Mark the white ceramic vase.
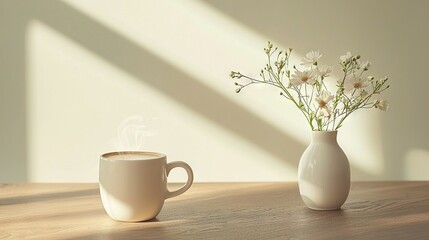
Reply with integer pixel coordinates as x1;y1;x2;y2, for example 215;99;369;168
298;131;350;210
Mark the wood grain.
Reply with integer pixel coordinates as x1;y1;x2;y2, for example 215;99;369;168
1;182;429;239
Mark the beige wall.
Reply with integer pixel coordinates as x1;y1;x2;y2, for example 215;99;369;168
1;0;428;182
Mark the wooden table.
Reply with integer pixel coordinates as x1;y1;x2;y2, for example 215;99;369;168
1;182;429;239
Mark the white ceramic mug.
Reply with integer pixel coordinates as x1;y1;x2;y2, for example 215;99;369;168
99;151;193;222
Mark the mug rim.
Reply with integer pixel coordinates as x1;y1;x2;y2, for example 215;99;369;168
101;151;166;161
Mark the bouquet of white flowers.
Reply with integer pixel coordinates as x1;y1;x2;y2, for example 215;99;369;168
230;42;390;131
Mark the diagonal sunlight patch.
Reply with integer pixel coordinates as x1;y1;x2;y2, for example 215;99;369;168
26;20;233;181
26;19;148;181
62;0;310;143
405;149;429;180
37;0;384;179
25;18;295;182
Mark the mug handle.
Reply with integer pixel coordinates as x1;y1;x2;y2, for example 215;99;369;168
165;161;194;199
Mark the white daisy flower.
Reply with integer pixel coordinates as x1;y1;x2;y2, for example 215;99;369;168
315;91;334;117
317;108;332;117
344;75;370;93
340;52;353;63
374;99;389;111
290;70;316;86
317;65;333;78
316;91;334;109
301;50;322;66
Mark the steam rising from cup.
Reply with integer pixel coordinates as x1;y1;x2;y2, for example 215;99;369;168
111;115;157;153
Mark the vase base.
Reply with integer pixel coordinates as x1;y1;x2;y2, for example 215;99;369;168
306;206;342;211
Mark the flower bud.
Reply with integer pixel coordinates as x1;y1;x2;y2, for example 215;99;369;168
374;99;389;111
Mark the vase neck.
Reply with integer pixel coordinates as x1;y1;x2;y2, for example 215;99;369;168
311;131;338;143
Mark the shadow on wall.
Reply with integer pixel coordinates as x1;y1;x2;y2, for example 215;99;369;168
0;0;306;182
0;1;28;182
203;0;429;180
2;0;416;182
